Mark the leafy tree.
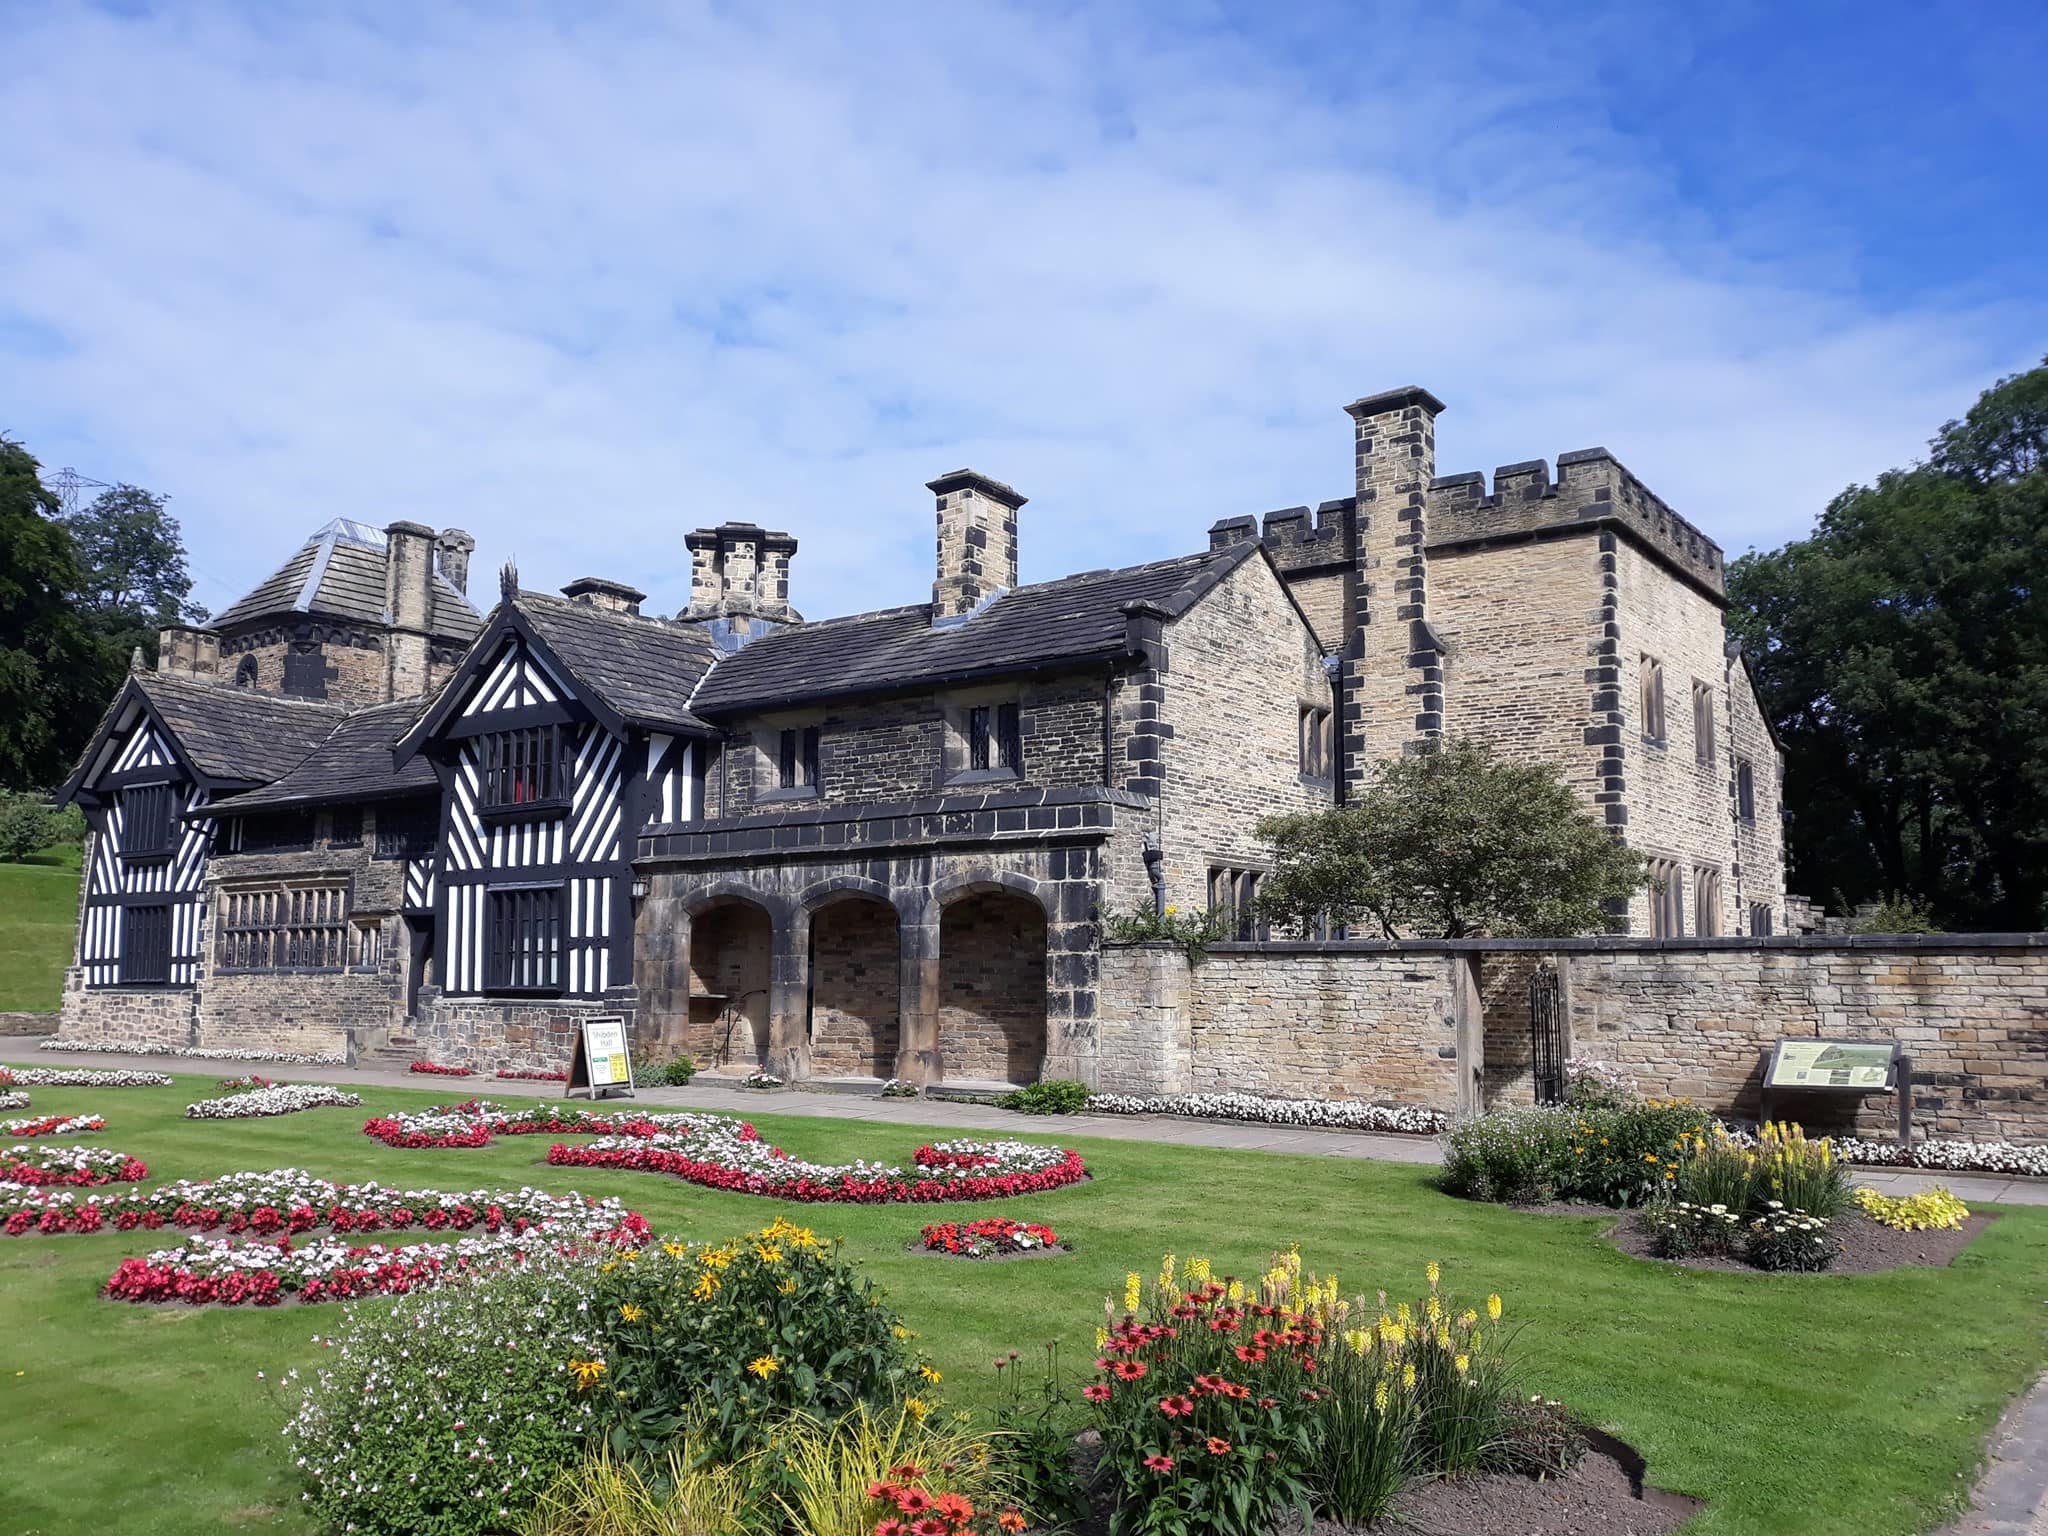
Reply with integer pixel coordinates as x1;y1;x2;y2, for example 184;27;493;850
1727;360;2048;930
0;439;123;790
1253;739;1648;938
63;483;207;662
0;789;76;861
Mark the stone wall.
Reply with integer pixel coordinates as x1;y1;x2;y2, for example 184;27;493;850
0;1012;57;1037
411;988;639;1074
1154;553;1334;911
55;975;198;1049
809;899;900;1078
935;890;1047;1084
1090;936;2048;1143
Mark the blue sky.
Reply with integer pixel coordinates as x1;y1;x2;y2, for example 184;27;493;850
3;0;2042;623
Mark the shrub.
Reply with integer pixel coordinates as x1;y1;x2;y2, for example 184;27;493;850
1751;1121;1850;1219
1440;1106;1575;1203
1744;1206;1838;1271
1001;1079;1090;1116
0;791;66;862
1561;1057;1636;1111
587;1219;922;1462
1644;1199;1743;1259
1854;1186;1970;1231
284;1257;606;1536
774;1402;1019;1536
634;1055;698;1088
1101;904;1232;962
989;1345;1088;1530
520;1443;763;1536
1558;1100;1715;1207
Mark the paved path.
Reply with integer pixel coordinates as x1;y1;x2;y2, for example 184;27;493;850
1936;1373;2048;1536
10;1045;2044;1204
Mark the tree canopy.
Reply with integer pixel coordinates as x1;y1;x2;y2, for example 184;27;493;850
1254;739;1648;938
63;483;207;664
1727;359;2048;930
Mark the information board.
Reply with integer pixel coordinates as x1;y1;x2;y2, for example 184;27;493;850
567;1016;635;1099
1764;1039;1896;1092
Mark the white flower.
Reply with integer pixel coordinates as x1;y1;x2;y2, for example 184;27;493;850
1082;1091;1447;1135
37;1040;345;1065
185;1086;363;1120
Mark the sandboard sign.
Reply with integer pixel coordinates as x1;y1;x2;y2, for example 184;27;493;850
566;1015;635;1100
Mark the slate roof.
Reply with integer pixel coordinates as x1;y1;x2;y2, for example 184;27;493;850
208;699;436;812
213;519;481;640
515;594;722;734
688;542;1258;714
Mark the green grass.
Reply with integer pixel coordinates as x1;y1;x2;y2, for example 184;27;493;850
0;842;81;1012
1;1070;2043;1536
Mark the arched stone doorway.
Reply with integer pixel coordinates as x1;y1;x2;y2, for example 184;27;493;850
688;897;774;1072
937;888;1047;1085
807;895;901;1079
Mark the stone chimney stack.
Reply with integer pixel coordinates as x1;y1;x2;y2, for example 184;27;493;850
435;529;475;595
929;469;1024;622
682;523;800;623
154;624;219;682
383;519;436;701
561;577;646;616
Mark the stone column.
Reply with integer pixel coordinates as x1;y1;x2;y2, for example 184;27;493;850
765;907;812;1080
895;905;941;1084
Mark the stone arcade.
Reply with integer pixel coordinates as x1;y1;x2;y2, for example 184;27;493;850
57;387;1798;1099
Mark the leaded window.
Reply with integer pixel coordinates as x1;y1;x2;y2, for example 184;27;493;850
1692;679;1716;765
777;726;821;791
1640;656;1666;743
121;783;175;858
479;725;567;811
1735;758;1756;823
1208;865;1266;943
217;882;352;971
487;885;562;993
374;802;438;859
1648;857;1685;937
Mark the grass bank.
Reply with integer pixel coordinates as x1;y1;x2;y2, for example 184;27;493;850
0;842;80;1012
0;1068;2042;1536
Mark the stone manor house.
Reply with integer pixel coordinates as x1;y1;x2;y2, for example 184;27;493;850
56;386;1790;1093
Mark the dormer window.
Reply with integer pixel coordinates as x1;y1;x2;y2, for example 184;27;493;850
121;783;176;861
479;725;569;817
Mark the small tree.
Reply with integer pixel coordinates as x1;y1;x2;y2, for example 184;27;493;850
0;790;66;861
1255;740;1648;938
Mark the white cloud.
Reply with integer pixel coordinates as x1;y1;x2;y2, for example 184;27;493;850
1;0;2037;623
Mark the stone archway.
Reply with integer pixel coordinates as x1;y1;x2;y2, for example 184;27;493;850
806;895;902;1080
936;888;1048;1086
687;897;775;1072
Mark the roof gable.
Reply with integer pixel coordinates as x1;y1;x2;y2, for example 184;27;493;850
60;674;346;802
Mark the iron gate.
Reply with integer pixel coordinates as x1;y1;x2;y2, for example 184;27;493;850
1529;963;1566;1104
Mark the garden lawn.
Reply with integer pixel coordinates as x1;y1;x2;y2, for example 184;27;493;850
0;844;80;1012
1;1069;2044;1536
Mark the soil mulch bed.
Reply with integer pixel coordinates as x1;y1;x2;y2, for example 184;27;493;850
1069;1429;1700;1536
1607;1208;1994;1275
905;1242;1074;1262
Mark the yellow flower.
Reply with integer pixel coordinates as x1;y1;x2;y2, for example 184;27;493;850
1226;1279;1244;1303
1374;1380;1391;1412
1425;1260;1440;1289
662;1241;689;1259
1454;1355;1470;1376
747;1355;781;1379
906;1397;930;1421
1424;1295;1442;1325
1396;1302;1413;1326
755;1244;784;1264
1458;1309;1477;1329
1402;1363;1417;1391
1486;1294;1502;1323
1124;1273;1143;1314
1164;904;1179;915
1096;1327;1109;1349
920;1365;943;1384
619;1303;644;1323
567;1357;607;1389
692;1271;720;1301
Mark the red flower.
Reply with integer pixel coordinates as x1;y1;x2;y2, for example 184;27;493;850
1157;1394;1195;1418
912;1519;949;1536
895;1489;934;1515
998;1513;1027;1532
889;1464;927;1481
867;1483;895;1500
877;1522;906;1536
934;1492;974;1526
1205;1437;1232;1456
1234;1345;1267;1363
1110;1360;1148;1381
1082;1383;1112;1403
1143;1454;1175;1472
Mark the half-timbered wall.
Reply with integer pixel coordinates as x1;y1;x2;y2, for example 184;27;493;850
433;638;636;998
78;719;211;988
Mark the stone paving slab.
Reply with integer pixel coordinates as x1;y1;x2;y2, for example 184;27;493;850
5;1046;2040;1200
1934;1372;2048;1536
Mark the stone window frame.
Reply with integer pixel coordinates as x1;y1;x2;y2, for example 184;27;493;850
1734;757;1756;824
1639;655;1667;746
327;806;363;849
1693;865;1724;937
1646;855;1685;937
756;716;824;802
216;878;355;973
1691;678;1716;767
1208;864;1268;943
1749;901;1774;937
941;685;1026;788
1298;703;1334;784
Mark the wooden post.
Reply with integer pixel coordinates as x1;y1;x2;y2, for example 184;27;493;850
1452;953;1484;1117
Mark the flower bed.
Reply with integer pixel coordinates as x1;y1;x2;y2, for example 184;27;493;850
918;1217;1065;1258
0;1115;105;1138
0;1143;148;1186
102;1223;642;1307
2;1169;649;1240
408;1061;474;1077
1836;1137;2048;1179
185;1085;363;1120
1085;1091;1448;1136
495;1068;569;1081
361;1100;763;1149
0;1093;33;1112
216;1074;282;1091
36;1039;345;1065
549;1132;1087;1204
3;1068;172;1088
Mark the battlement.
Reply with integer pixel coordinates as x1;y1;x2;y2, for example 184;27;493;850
1209;498;1356;571
1425;448;1724;597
